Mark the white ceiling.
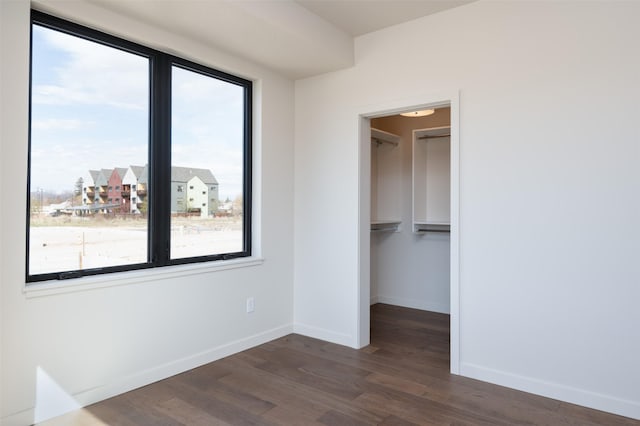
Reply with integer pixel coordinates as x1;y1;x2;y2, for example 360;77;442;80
296;0;475;36
38;0;475;79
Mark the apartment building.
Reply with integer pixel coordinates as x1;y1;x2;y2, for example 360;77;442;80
82;165;219;217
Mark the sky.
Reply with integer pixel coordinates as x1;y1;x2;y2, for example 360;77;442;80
30;24;245;201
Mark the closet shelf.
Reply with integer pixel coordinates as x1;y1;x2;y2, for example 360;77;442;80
413;222;450;233
371;220;401;233
371;128;400;147
415;125;451;141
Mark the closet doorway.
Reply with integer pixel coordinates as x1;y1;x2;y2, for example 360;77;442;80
358;94;460;374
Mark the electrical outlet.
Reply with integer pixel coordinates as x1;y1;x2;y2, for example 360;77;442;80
246;297;255;313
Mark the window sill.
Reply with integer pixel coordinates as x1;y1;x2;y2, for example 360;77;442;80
23;257;265;299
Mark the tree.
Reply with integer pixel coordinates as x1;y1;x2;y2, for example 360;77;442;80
138;199;148;218
73;177;84;206
74;177;83;196
232;195;243;216
30;191;41;216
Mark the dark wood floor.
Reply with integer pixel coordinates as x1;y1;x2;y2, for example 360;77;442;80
42;304;638;425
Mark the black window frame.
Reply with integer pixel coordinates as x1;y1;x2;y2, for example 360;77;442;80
26;10;252;283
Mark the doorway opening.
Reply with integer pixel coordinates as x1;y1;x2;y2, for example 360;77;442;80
358;94;459;374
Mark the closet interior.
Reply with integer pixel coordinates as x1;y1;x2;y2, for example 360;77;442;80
370;107;451;316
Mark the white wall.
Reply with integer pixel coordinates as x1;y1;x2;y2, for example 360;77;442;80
294;0;640;419
0;1;295;424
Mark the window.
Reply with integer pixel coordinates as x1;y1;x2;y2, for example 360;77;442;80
171;64;249;256
27;11;252;282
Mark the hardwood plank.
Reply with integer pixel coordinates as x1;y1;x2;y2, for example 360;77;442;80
377;414;421;426
90;394;184;426
365;372;436;397
217;361;330;419
154;397;232;426
317;409;374;426
260;406;326;426
161;375;276;425
217;356;386;424
352;386;511;426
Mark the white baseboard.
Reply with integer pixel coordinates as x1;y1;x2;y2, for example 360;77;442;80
293;322;354;348
375;295;450;314
370;295;379;305
1;324;294;426
461;362;640;421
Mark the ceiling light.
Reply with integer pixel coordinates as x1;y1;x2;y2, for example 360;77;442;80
400;109;435;118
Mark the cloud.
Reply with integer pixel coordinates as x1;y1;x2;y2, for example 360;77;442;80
32;25;148;110
32;118;86;131
30;138;148;194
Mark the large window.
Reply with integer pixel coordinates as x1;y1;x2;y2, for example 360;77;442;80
27;11;252;283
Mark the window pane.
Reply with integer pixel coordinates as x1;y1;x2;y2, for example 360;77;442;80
171;66;245;259
29;24;149;276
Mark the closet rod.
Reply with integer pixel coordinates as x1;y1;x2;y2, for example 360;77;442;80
372;137;399;147
418;134;450;140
